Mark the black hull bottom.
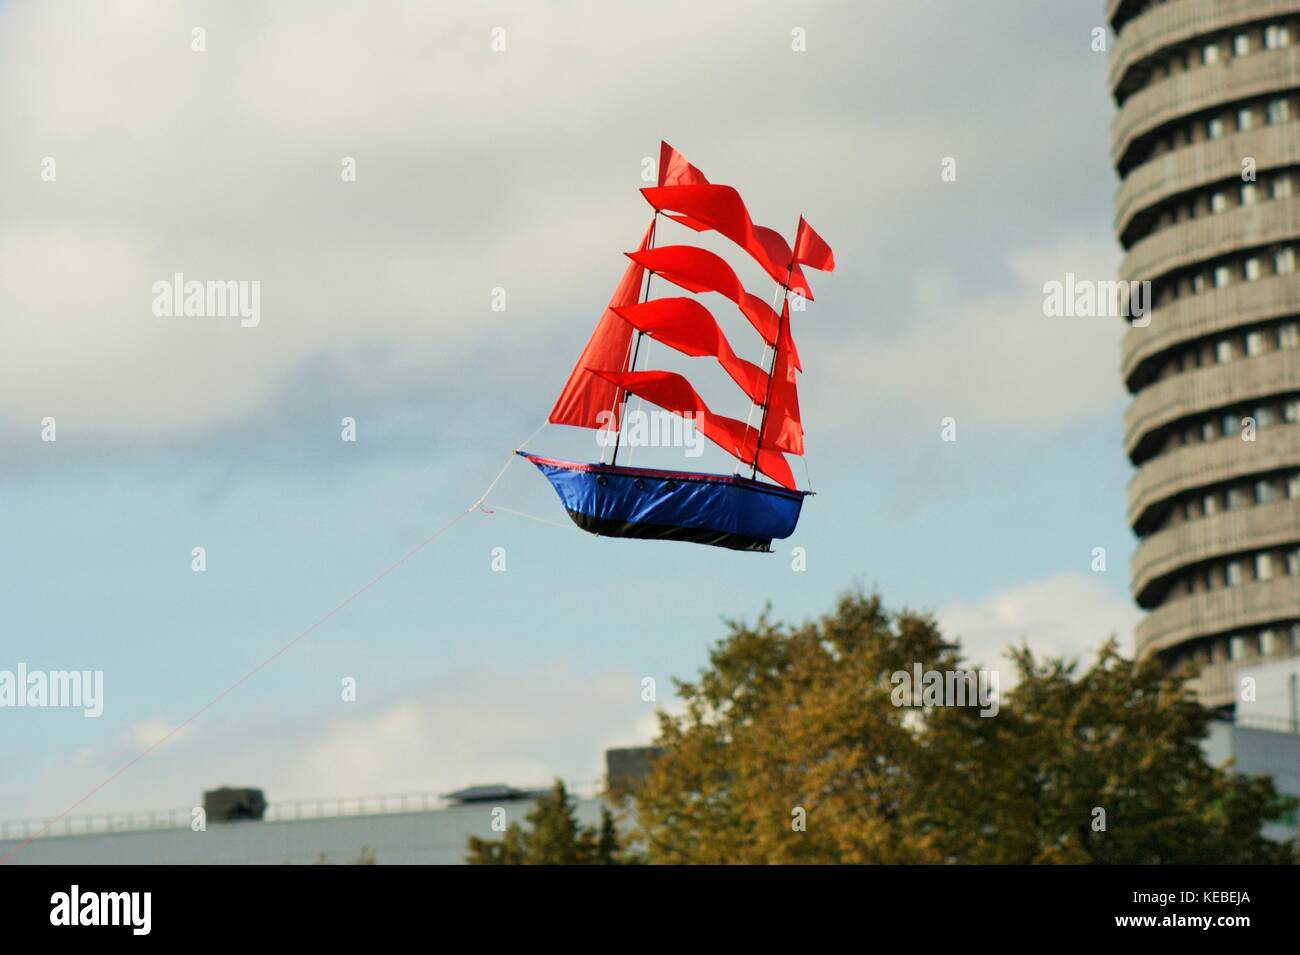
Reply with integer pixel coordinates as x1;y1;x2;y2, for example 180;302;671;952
565;509;773;553
519;453;808;553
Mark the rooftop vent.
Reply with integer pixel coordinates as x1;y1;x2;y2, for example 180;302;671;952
203;787;267;822
442;784;548;804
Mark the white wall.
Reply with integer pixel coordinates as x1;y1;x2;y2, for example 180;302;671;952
0;799;607;865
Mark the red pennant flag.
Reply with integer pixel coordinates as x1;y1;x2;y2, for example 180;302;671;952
641;184;814;300
648;146;818;297
793;216;835;272
658;141;709;187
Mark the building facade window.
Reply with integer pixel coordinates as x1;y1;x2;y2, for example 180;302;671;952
1115;29;1300;706
1255;478;1277;504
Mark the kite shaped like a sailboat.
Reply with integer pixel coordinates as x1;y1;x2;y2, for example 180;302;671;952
521;142;835;552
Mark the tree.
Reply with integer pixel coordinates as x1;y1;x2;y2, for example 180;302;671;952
350;845;377;865
595;803;621;865
465;779;634;864
630;590;1297;864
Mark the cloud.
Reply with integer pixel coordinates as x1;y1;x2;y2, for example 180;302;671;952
813;236;1127;442
3;662;655;821
937;572;1140;678
0;0;1115;454
127;716;189;750
0;0;1130;830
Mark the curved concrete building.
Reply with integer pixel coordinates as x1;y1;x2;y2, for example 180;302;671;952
1109;0;1300;710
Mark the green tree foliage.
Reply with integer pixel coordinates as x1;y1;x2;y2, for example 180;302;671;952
350;845;377;865
465;779;634;864
630;590;1297;864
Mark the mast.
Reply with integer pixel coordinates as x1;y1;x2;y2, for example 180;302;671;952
749;256;796;480
610;213;658;467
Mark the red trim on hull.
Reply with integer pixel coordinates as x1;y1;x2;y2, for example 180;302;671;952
516;452;810;501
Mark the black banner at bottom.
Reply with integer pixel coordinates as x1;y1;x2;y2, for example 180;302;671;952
0;864;1287;940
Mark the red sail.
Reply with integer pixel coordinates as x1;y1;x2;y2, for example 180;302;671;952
658;141;709;188
625;245;792;364
548;220;655;430
610;298;768;405
640;184;814;301
754;447;796;491
591;369;796;489
590;369;751;457
760;300;803;456
656;141;720;232
793;216;835;272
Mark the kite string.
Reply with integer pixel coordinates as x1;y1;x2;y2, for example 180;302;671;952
476;500;572;530
468;419;548;512
0;419;551;865
476;419;596;530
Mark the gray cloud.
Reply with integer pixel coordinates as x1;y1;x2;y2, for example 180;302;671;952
2;0;1117;466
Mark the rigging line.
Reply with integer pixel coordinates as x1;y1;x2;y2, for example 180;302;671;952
469;419;548;512
603;327;640;465
611;212;659;467
0;422;549;866
749;252;798;480
477;500;573;531
627;392;646;466
736;282;786;474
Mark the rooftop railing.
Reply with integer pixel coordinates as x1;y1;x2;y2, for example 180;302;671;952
0;779;603;843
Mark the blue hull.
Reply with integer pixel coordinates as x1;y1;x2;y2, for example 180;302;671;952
520;453;808;552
